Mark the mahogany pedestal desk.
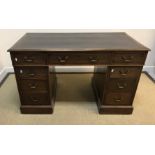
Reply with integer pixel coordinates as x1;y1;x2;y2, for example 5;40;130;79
8;33;150;114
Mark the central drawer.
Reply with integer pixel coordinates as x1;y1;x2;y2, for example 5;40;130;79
20;79;48;92
49;53;109;65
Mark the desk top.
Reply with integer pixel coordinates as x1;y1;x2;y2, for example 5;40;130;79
8;32;150;52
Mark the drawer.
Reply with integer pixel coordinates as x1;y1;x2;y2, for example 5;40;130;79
110;66;142;78
20;80;48;92
111;52;147;65
49;53;109;65
21;93;50;105
107;79;136;92
104;92;132;105
15;67;48;79
11;53;46;65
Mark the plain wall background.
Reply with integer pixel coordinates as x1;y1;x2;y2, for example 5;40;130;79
0;29;155;74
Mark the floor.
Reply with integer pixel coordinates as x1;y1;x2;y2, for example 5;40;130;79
0;73;155;125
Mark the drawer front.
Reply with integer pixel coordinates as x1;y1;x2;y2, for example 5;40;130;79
49;53;109;65
110;66;142;78
107;79;135;92
11;53;46;65
21;93;50;105
111;52;147;65
15;67;48;79
20;80;48;92
104;92;132;105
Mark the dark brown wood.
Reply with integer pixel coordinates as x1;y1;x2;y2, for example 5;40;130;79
14;66;48;79
107;79;136;92
8;33;150;52
20;79;48;92
93;66;107;100
92;64;144;114
11;53;47;66
111;52;147;65
8;33;150;114
21;92;50;105
104;92;132;105
98;105;133;114
109;66;142;78
49;52;109;65
20;105;53;114
92;75;133;114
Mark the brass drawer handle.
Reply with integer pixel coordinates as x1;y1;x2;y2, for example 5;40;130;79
89;56;97;63
111;69;128;76
29;84;37;89
117;82;127;89
113;98;121;102
58;56;69;63
28;73;35;76
31;96;39;102
60;59;66;63
119;70;128;76
121;56;133;62
24;56;34;63
30;86;36;89
90;59;97;63
32;99;39;102
25;59;33;62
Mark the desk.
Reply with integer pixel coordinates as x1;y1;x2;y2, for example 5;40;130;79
8;33;150;114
